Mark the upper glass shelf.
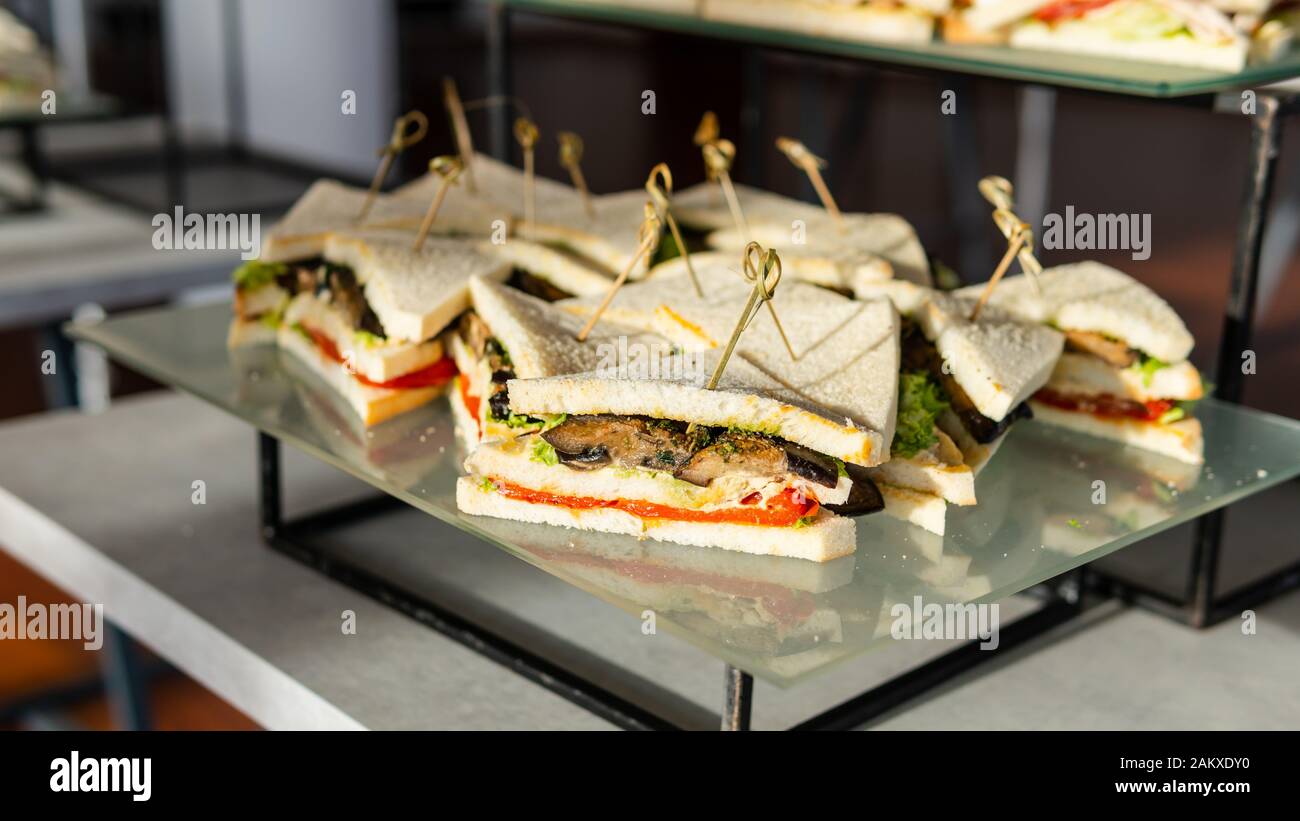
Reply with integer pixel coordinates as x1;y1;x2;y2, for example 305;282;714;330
0;91;119;126
503;0;1300;98
69;301;1300;684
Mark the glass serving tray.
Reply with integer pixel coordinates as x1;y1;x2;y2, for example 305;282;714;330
503;0;1300;98
69;301;1300;684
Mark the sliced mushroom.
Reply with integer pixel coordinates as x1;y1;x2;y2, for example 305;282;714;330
673;432;838;489
674;432;787;487
488;386;512;422
508;269;573;302
458;311;493;358
957;400;1032;445
824;463;884;517
775;441;839;489
326;265;384;337
541;415;695;473
1064;330;1136;368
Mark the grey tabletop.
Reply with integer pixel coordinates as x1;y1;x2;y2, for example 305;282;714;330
0;164;240;330
3;392;1298;729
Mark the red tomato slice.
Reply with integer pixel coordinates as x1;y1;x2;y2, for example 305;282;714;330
458;375;482;427
303;325;456;390
1034;0;1117;21
1035;388;1173;422
489;480;818;527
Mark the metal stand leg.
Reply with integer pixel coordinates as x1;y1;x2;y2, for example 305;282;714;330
1186;94;1283;628
939;76;990;281
18;122;48;211
99;624;152;730
722;665;753;731
486;1;513;163
259;431;282;541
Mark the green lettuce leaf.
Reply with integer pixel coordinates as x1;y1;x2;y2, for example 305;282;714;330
892;371;949;459
1129;354;1169;388
232;260;286;290
530;438;559;466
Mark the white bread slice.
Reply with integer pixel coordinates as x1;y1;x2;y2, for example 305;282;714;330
867;447;975;506
276;323;443;426
559;251;751;335
1010;15;1247;73
1029;400;1205;464
673;181;827;233
561;261;901;450
916;291;1065;422
852;279;934;315
876;482;949;536
260;180;373;263
227;317;279;349
282;292;445;384
323;230;510;343
704;0;935;44
672;182;931;285
508;350;888;467
1047;351;1204;403
960;262;1195;364
394;152;580;226
479;237;616;297
233;281;289;320
260;179;483;263
705;211;932;287
456;477;856;562
963;0;1052;32
469;276;666;381
525;189;659;279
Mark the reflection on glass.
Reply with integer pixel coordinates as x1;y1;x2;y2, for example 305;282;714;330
70;302;1300;684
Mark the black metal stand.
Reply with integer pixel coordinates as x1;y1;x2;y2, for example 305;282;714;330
0;123;49;214
255;433;1087;730
1089;93;1296;629
485;3;1299;631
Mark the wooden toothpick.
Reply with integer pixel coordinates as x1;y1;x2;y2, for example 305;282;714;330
412;156;464;252
694;111;721;206
702;139;749;242
357;110;429;224
776;137;843;231
558;131;594;219
576;203;662;343
978;175;1043;288
739;241;797;362
442;78;477;193
644;162;703;298
514;117;539;238
687;242;787;435
970;209;1030;321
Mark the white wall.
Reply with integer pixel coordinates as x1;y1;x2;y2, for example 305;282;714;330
49;0;88;94
235;0;396;176
160;0;396;176
163;0;230;143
